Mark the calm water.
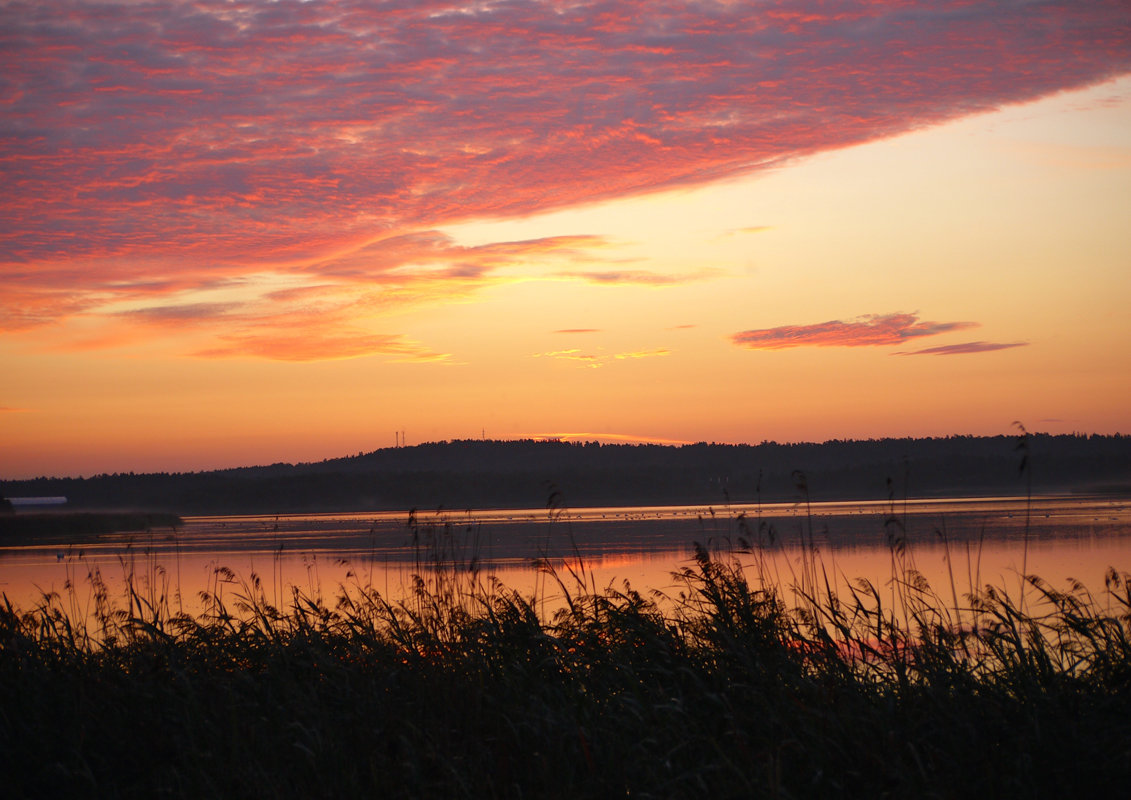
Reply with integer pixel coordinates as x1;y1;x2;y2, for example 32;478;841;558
2;495;1129;616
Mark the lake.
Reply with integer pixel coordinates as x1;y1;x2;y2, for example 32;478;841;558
2;494;1129;618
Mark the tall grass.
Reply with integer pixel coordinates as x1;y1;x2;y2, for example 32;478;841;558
2;516;1130;798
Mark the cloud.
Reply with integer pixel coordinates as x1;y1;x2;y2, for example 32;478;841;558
531;348;601;367
613;348;670;360
0;287;107;332
893;341;1029;356
532;346;670;367
556;269;708;286
720;226;772;238
194;331;449;363
731;313;977;350
118;302;243;322
554;328;601;334
316;232;611;281
21;231;624;359
3;1;1129;356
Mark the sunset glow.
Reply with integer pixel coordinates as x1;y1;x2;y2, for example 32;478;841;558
3;1;1130;477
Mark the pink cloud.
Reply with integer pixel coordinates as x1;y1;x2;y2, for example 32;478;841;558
731;313;977;349
2;1;1129;357
120;302;242;323
194;331;449;363
894;341;1029;356
315;232;610;281
0;287;106;332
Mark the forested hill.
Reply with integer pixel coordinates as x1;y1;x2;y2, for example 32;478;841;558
4;434;1130;516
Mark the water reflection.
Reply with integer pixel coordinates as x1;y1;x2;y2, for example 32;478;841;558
1;495;1128;618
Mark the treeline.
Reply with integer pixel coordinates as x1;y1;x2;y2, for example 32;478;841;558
3;434;1130;516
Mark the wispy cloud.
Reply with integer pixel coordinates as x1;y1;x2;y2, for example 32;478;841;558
555;270;709;286
554;328;601;334
195;331;449;363
1;288;108;333
119;302;243;323
533;349;587;358
28;231;622;358
532;346;671;368
531;349;602;368
613;348;670;360
720;226;772;238
3;1;1128;357
731;313;977;350
315;232;611;282
894;341;1029;356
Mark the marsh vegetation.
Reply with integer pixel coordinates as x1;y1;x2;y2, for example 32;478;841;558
2;516;1129;798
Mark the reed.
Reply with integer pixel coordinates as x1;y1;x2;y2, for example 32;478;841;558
1;516;1129;798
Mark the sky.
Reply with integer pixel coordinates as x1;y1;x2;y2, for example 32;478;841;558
2;0;1130;479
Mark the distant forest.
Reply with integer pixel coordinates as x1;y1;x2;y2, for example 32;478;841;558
3;434;1130;516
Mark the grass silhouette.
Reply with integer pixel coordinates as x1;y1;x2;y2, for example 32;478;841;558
1;514;1129;798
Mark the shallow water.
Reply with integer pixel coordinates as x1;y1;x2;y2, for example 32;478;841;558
2;495;1129;616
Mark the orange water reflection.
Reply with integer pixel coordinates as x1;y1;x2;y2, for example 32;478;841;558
2;496;1128;619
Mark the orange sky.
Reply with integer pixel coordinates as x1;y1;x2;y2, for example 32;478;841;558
2;1;1130;478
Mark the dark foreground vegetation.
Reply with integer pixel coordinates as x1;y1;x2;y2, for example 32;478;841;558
2;534;1130;798
6;433;1131;514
